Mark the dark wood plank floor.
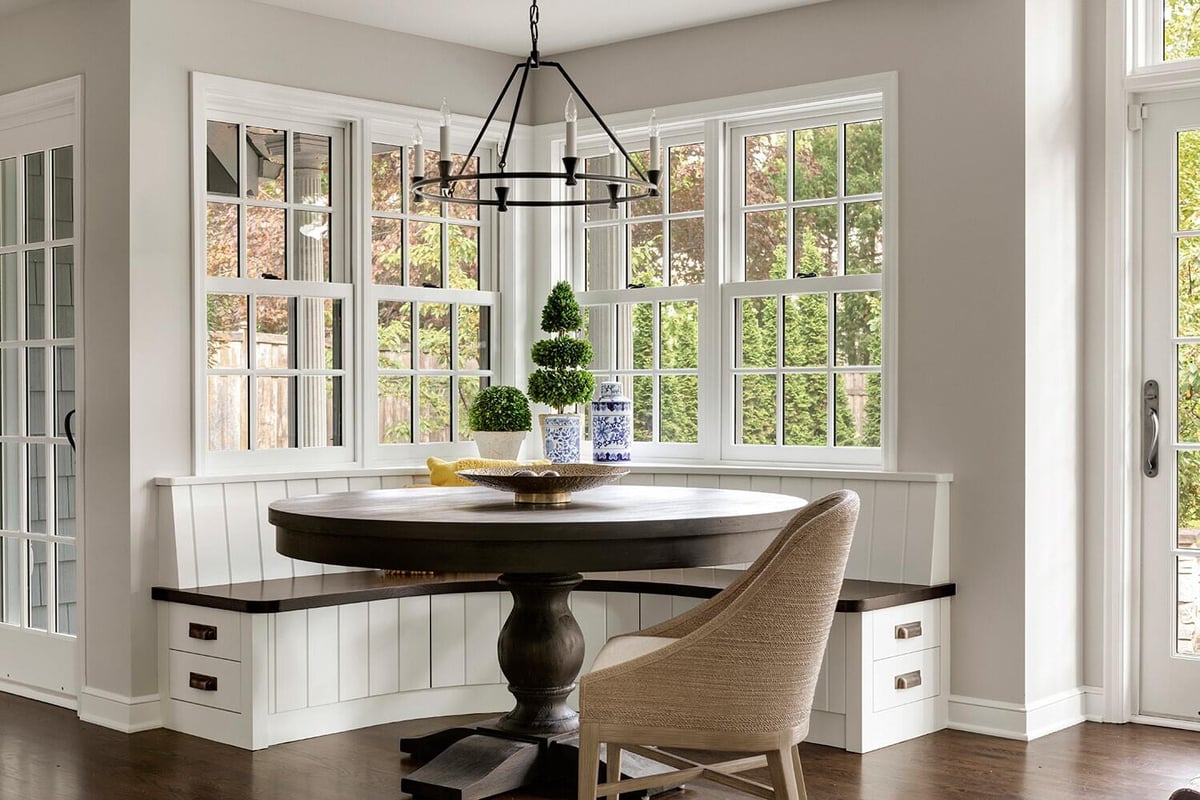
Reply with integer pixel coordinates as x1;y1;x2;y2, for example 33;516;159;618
2;691;1199;799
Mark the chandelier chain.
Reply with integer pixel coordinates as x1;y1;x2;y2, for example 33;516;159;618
529;0;539;55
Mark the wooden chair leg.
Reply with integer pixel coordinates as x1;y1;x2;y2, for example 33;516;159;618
607;744;624;784
766;746;800;800
578;723;600;800
792;744;808;800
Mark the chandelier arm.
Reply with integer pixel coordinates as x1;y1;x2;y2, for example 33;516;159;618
455;61;526;178
496;58;534;172
545;60;651;184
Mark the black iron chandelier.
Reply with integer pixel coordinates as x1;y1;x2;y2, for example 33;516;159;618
410;0;661;213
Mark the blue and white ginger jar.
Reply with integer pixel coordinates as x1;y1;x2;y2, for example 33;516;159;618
542;414;582;463
591;381;632;463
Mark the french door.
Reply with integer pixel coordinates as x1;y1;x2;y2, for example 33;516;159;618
0;83;81;706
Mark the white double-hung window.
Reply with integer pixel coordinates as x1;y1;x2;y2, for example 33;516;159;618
570;79;894;467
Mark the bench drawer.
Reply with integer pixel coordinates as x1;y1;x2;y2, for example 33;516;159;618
871;599;942;660
169;651;243;713
168;604;242;662
872;647;940;713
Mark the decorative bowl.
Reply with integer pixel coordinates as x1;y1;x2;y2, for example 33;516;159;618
455;463;630;505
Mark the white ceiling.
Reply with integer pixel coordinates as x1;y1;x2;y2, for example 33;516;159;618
252;0;833;56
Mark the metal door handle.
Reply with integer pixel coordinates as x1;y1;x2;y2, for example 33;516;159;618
1144;380;1159;478
64;410;76;453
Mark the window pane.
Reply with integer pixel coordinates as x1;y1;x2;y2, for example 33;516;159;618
793;126;837;201
846;200;883;275
208;375;248;451
1181;452;1200;549
255;376;292;449
379;376;412;444
27;443;47;534
846;120;883;196
55;444;75;538
629;221;663;287
419;302;451;370
745;132;786;206
738;297;776;368
586;226;619;291
409;220;441;288
0;536;19;625
25;249;45;339
246;205;286;279
324;299;342;370
0;349;16;435
737;374;777;445
457;305;489;370
669;217;704;286
448;223;479;289
835;291;882;366
630;302;654;370
294;133;331;206
324;376;343;447
206;202;239;278
457;376;488;441
794;205;838;277
585;155;616;223
207;294;249;368
1166;0;1200;62
246;126;286;201
371;217;404;285
744;209;786;280
0;443;17;530
669;143;704;213
255;296;292;369
1184;131;1200;231
633;374;653;442
784;293;828;367
408;147;440;217
660;375;698;443
835;372;880;447
54;346;73;436
1182;344;1200;443
52;146;73;240
784;374;827;446
660;301;698;369
28;540;47;631
378;301;411;369
27;347;45;436
0;253;15;340
56;542;76;636
1182;236;1200;337
25;152;44;243
0;158;15;246
294;211;331;281
419;376;451;443
629;150;662;218
372;143;404;212
207;121;239;196
582;305;611;371
448;153;479;222
53;246;74;338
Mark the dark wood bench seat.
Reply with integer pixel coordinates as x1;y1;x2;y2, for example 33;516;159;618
151;571;956;614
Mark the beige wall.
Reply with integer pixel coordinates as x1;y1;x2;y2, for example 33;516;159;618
534;0;1038;705
0;0;132;696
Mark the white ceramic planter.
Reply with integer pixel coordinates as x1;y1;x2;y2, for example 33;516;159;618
473;430;527;460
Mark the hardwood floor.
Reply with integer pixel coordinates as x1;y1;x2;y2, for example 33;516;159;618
1;692;1198;799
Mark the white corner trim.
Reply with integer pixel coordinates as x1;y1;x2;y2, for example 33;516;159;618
948;688;1089;741
0;676;78;710
78;687;162;734
1083;685;1106;722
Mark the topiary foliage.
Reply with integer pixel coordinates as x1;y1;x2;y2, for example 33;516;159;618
467;385;532;432
528;281;593;414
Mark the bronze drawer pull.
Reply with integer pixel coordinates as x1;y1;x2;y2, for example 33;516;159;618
188;622;218;641
189;672;218;692
895;670;922;691
894;621;922;640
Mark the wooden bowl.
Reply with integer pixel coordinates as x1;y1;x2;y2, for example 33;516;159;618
455;464;630;505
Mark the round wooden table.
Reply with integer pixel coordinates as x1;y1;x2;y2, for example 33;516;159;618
269;484;804;800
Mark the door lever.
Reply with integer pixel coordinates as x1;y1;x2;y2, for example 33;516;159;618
65;410;77;453
1144;380;1159;478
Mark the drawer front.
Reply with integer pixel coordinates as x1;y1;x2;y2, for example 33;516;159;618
872;647;940;713
168;651;243;713
168;604;242;661
871;599;942;660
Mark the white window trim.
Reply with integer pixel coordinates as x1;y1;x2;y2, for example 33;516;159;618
190;73;522;475
538;72;898;470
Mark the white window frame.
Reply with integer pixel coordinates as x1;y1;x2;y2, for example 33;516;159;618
191;74;509;475
554;73;897;469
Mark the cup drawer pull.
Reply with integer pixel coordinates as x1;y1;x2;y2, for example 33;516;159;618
894;670;922;691
188;622;218;641
894;621;923;640
189;672;218;692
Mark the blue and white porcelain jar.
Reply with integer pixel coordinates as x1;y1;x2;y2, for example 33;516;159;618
591;381;633;463
541;414;582;463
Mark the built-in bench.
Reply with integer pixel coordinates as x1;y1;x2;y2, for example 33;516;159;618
152;468;954;754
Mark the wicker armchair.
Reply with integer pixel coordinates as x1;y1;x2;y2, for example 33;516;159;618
576;490;859;800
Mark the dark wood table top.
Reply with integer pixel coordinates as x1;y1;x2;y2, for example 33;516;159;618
269;484;806;573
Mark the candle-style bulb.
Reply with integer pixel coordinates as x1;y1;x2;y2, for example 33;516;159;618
648;109;659;138
608;141;619;178
565;93;578;123
412;123;423;145
648;109;661;174
440;98;451;127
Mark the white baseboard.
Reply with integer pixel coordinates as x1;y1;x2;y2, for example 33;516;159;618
0;677;78;710
948;687;1089;741
78;686;162;733
1082;685;1105;722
